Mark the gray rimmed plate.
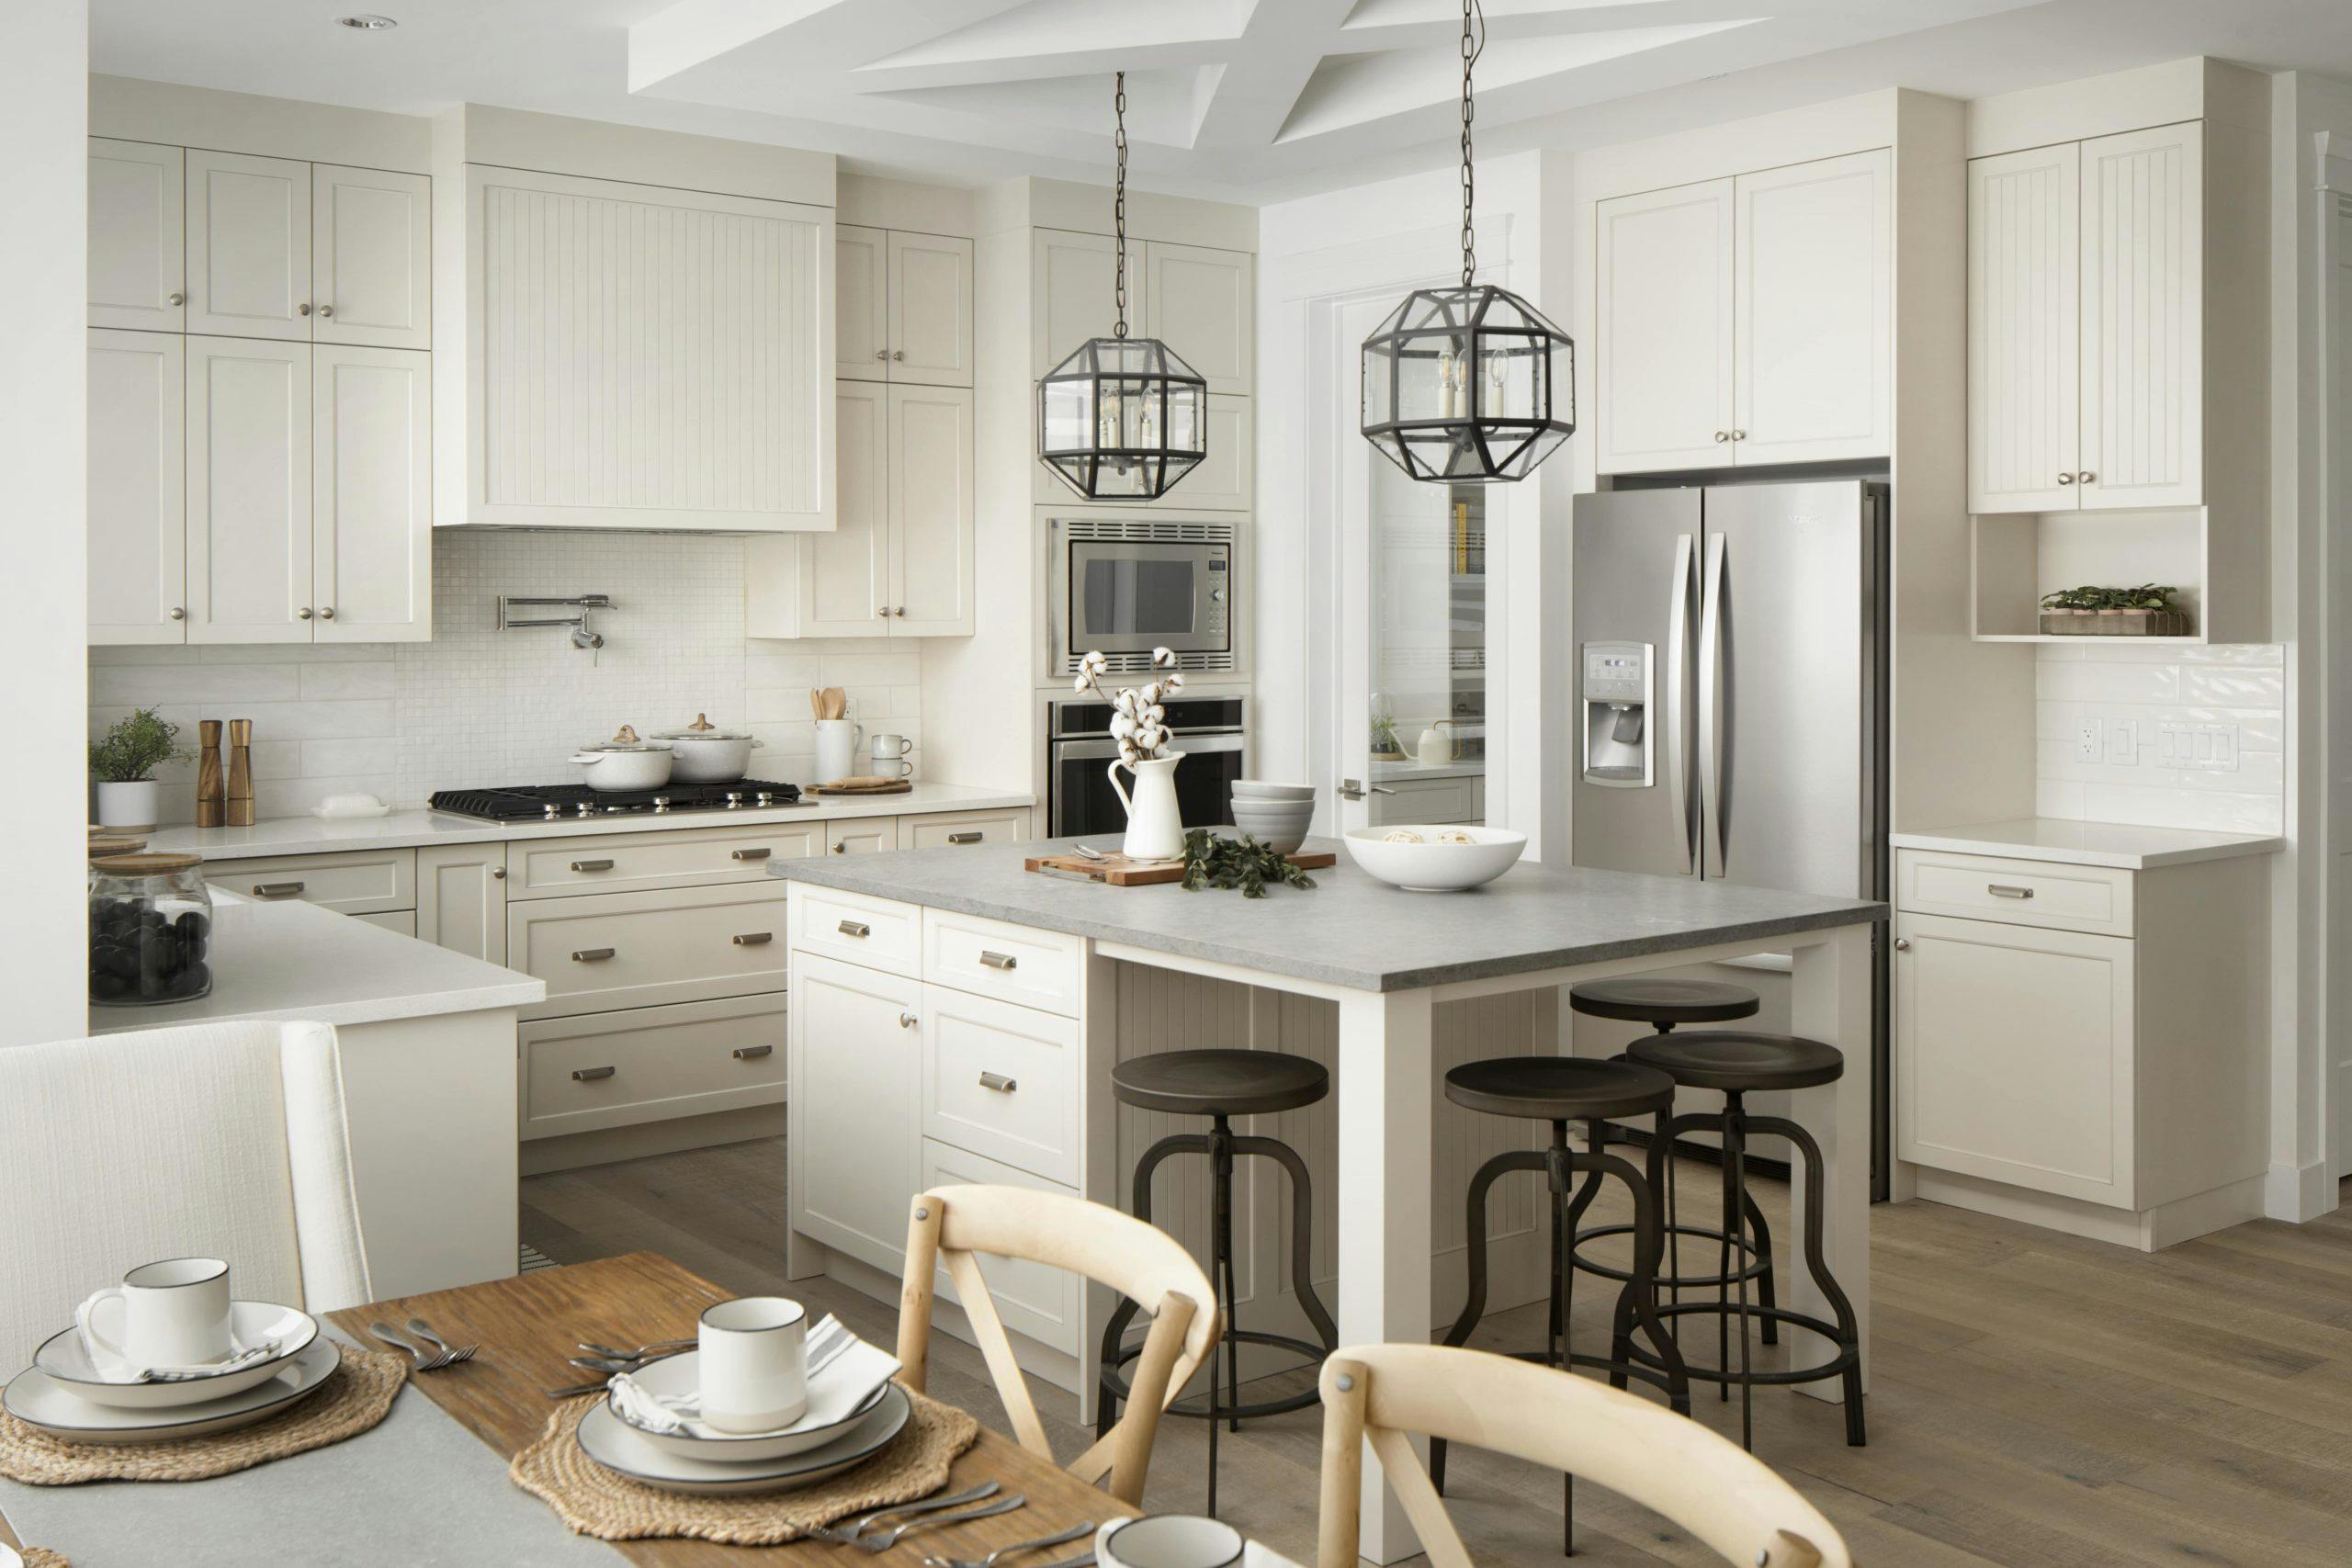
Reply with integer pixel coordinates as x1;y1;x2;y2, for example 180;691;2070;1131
3;1337;338;1444
607;1347;894;1462
576;1380;910;1495
35;1299;319;1411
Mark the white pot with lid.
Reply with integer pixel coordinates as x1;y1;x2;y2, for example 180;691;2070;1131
655;713;763;784
570;726;674;791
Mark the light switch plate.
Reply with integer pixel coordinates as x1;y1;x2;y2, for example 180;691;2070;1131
2158;722;2241;772
2105;719;2139;765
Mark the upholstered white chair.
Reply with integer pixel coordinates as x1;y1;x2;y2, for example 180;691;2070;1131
0;1019;371;1374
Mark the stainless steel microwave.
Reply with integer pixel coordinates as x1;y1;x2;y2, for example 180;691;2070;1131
1047;516;1238;676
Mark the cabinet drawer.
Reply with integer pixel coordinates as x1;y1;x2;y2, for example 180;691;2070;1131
789;885;921;977
507;821;824;899
904;808;1029;852
1894;850;2134;937
823;817;899;857
921;1139;1081;1355
510;883;785;1020
521;995;786;1141
205;850;416;915
353;909;417;938
922;986;1078;1184
924;908;1080;1016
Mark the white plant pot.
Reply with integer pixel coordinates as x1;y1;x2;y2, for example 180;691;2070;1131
1110;751;1187;862
96;781;161;831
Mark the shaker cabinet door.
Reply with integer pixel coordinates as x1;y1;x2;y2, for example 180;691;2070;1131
88;139;185;331
1596;178;1735;474
417;843;509;965
187;335;313;644
1732;149;1890;466
799;380;892;636
836;223;889;381
186;150;311;342
1967;141;2082;513
789;953;924;1275
887;230;974;388
1032;228;1137;378
311;164;431;350
1144;240;1251;395
311;344;431;642
887;383;975;636
87;330;187;645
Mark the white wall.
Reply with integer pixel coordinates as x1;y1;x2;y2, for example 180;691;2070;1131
2;2;88;1048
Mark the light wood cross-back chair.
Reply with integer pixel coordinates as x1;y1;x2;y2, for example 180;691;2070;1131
896;1184;1221;1507
1317;1344;1851;1568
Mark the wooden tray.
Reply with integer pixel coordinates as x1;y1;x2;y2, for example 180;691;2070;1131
813;779;913;795
1024;849;1336;886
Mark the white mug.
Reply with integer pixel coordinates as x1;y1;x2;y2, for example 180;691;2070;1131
1096;1515;1246;1568
814;719;864;785
697;1296;808;1434
77;1257;234;1369
868;734;913;779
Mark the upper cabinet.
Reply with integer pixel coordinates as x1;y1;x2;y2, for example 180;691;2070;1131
88;140;185;332
836;225;889;380
1033;229;1130;376
837;226;972;388
86;329;186;644
311;164;431;351
1145;242;1252;396
186;151;311;342
456;166;832;532
1969;123;2204;513
1596;149;1890;475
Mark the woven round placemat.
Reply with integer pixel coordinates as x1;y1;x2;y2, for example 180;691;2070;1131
21;1550;69;1567
511;1383;979;1546
0;1347;406;1486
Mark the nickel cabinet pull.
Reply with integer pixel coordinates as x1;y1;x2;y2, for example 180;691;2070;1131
571;1066;616;1081
252;882;306;897
1986;884;2035;900
978;951;1018;971
732;1045;775;1061
899;1012;918;1029
730;847;771;862
731;931;775;946
571;859;615;873
978;1071;1017;1094
571;947;616;962
837;919;870;938
947;832;982;845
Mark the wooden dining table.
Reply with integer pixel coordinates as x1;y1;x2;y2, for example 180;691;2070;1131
2;1251;1128;1564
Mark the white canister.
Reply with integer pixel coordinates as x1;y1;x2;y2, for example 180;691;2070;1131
814;719;864;784
76;1256;234;1370
696;1296;808;1434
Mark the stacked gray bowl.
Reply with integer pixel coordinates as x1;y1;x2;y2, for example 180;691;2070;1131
1228;782;1316;853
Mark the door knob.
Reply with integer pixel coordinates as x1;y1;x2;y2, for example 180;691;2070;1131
168;291;185;306
891;350;905;361
1713;431;1729;443
168;606;186;620
2077;471;2095;483
892;606;906;616
1730;429;1747;441
2057;473;2074;485
298;302;312;316
899;1012;918;1029
1894;938;1911;952
319;605;335;620
318;305;334;318
298;606;314;620
876;349;889;360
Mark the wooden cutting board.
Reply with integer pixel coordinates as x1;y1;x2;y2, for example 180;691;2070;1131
812;778;912;795
1024;849;1336;886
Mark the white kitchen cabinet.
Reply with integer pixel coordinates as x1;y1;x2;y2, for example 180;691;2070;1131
522;995;785;1142
508;881;785;1021
888;231;975;388
836;224;889;380
789;952;924;1274
1032;229;1136;377
1040;392;1250;510
790;382;891;636
1732;150;1890;466
185;150;311;343
206;849;416;915
1145;241;1251;395
311;164;430;351
1596;178;1735;474
460;165;831;531
2078;123;2203;511
311;344;431;642
88;139;184;331
186;335;311;644
919;1139;1082;1354
826;817;900;858
903;808;1031;852
87;330;186;646
1966;141;2082;513
922;986;1079;1184
416;842;508;965
888;384;976;634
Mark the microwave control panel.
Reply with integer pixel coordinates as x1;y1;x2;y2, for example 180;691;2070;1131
1203;550;1229;636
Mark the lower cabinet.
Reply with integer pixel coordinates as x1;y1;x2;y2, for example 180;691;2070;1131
921;1138;1082;1355
789;951;924;1274
824;817;899;857
205;848;415;914
921;985;1078;1184
519;995;785;1140
353;909;416;937
903;807;1029;851
507;881;786;1020
416;842;507;964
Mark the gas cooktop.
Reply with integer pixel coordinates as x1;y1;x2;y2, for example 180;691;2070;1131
427;781;808;822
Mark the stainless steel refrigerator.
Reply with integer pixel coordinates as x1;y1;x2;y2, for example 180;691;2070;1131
1571;479;1890;1193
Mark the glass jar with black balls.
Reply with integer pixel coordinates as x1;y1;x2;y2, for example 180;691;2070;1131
89;852;214;1007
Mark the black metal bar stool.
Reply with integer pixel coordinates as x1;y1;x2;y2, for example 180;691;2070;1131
1092;1049;1337;1517
1431;1056;1690;1556
1564;978;1778;1337
1621;1031;1866;1451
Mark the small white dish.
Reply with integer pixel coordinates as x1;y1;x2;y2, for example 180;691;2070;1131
576;1380;910;1495
36;1300;318;1411
3;1337;338;1444
0;1540;21;1568
1098;1514;1247;1568
607;1347;894;1461
1342;825;1527;892
311;792;391;819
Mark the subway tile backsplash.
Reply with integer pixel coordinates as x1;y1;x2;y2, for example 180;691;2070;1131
2033;642;2285;834
90;533;922;826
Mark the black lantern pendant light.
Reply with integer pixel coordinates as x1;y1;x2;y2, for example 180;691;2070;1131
1038;73;1208;501
1361;0;1575;484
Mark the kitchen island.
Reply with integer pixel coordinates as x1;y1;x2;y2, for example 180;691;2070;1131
775;836;1883;1564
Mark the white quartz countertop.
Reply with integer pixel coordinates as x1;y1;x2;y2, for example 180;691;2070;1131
141;782;1035;863
88;897;544;1033
1889;818;2284;870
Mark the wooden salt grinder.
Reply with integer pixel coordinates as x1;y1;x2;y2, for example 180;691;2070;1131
225;718;255;827
196;720;225;827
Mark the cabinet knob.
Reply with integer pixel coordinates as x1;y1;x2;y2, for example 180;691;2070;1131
1894;937;1911;952
169;606;186;620
491;866;506;880
1730;429;1746;441
891;350;905;361
298;302;312;317
319;605;335;620
892;606;906;616
298;606;314;620
2057;473;2075;485
168;291;185;307
876;606;891;618
832;841;847;854
899;1011;918;1029
876;349;889;361
1713;431;1729;443
318;304;334;319
2077;471;2095;484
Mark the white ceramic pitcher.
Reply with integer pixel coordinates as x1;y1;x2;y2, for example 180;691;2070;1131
1110;751;1187;861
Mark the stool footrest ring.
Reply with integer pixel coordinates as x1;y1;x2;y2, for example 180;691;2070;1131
1099;1326;1330;1420
1566;1219;1771;1290
1620;1303;1858;1387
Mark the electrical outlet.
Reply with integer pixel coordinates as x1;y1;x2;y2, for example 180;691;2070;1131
2106;719;2140;765
2075;717;2102;761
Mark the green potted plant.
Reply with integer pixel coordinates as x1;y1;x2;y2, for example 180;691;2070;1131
2038;584;2188;637
89;707;191;830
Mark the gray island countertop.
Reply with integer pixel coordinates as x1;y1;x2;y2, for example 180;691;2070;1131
774;836;1883;992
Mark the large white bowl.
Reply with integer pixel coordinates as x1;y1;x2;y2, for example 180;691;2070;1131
1342;825;1526;892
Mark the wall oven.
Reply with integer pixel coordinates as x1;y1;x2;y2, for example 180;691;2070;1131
1048;695;1246;840
1047;516;1238;677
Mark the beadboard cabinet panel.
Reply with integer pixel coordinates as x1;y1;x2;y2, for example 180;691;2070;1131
311;344;431;642
836;223;889;381
1968;141;2082;513
88;139;185;332
186;150;311;343
1596;179;1735;473
464;166;832;531
311;164;431;351
1733;150;1890;465
2078;122;2202;512
186;336;312;644
87;331;187;646
888;231;975;388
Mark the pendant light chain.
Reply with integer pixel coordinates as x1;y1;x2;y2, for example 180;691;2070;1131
1113;70;1130;339
1459;0;1483;288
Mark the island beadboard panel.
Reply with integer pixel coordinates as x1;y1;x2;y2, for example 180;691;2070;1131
88;530;925;822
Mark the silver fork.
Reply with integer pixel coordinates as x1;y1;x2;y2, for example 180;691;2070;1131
405;1317;477;1367
367;1322;458;1371
851;1495;1026;1554
800;1483;1001;1546
576;1337;695;1361
922;1519;1096;1568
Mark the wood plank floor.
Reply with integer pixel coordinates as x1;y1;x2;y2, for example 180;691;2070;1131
522;1142;2352;1566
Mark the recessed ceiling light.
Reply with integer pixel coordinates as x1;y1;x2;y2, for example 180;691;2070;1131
334;14;398;29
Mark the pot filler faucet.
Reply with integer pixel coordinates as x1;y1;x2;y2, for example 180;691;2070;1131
500;594;612;649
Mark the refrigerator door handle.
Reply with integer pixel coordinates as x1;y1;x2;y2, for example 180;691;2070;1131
1698;531;1727;874
1665;533;1696;874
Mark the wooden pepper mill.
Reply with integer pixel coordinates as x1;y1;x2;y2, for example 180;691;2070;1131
196;720;225;828
225;719;255;827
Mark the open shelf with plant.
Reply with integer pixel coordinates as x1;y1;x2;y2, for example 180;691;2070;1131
1968;504;2265;644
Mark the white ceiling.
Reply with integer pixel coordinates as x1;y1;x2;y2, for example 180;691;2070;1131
88;0;2352;204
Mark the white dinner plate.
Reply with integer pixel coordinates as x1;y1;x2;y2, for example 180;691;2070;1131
4;1337;338;1445
576;1380;910;1495
35;1299;319;1410
607;1348;894;1462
